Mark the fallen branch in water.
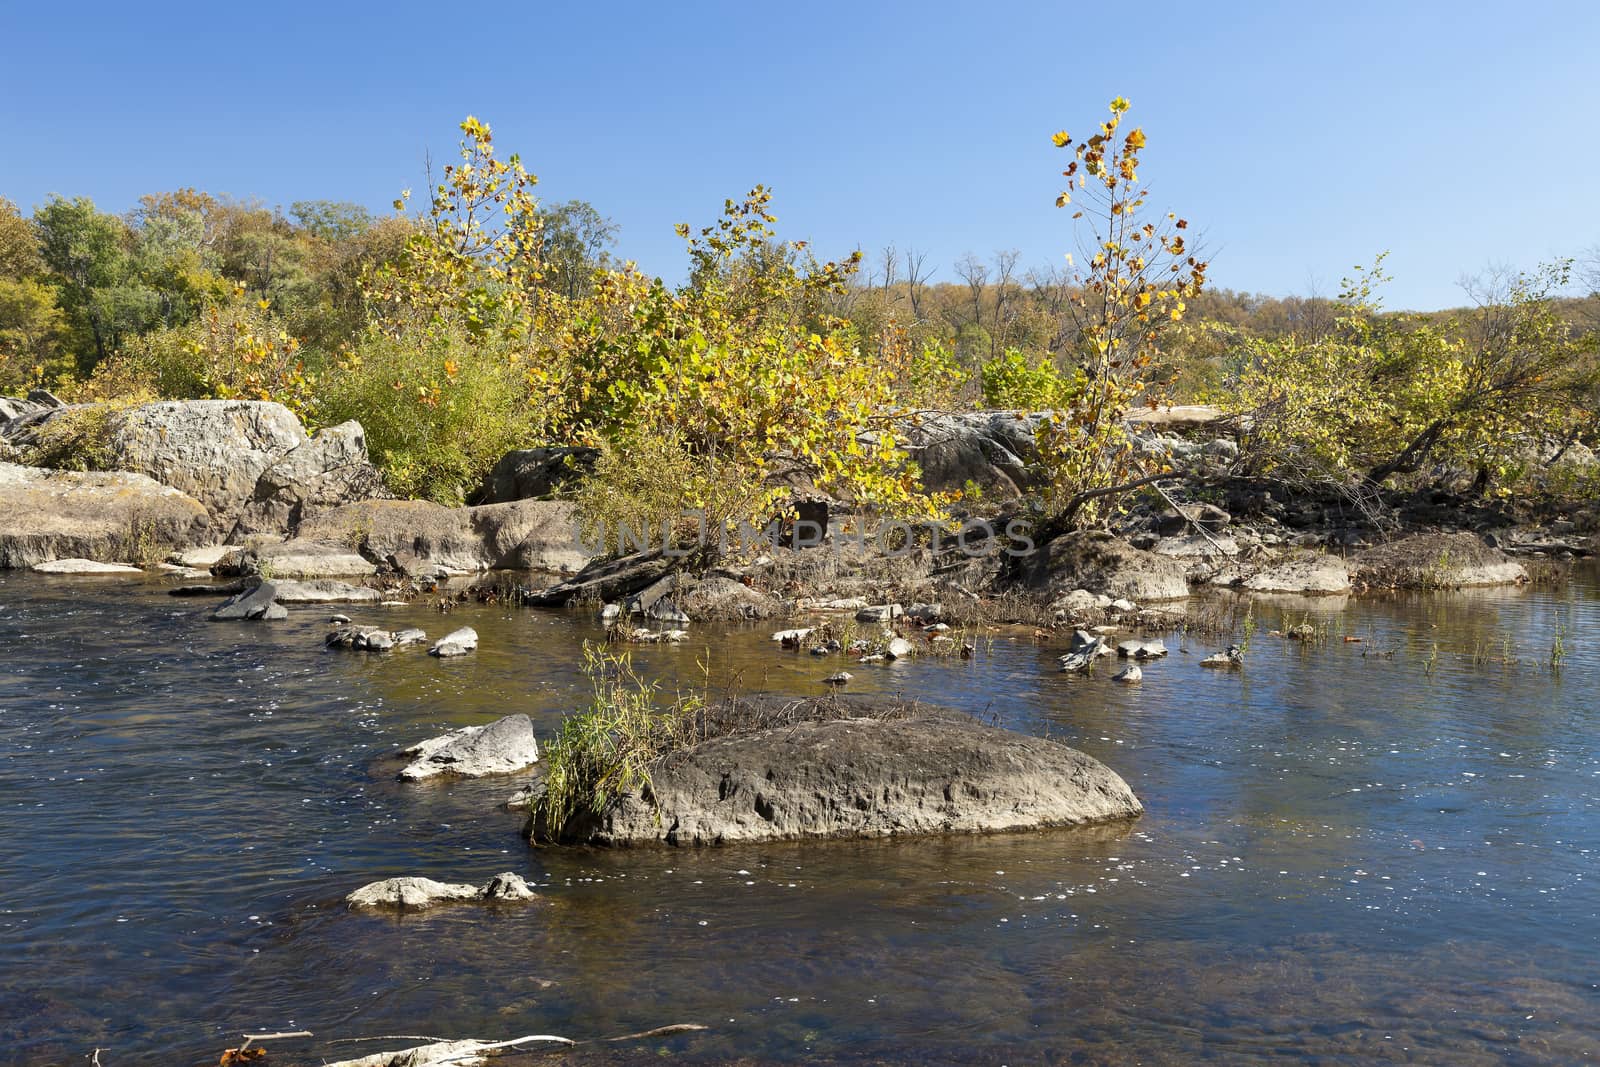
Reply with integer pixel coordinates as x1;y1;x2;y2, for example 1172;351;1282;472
314;1022;706;1067
239;1030;313;1050
606;1023;710;1042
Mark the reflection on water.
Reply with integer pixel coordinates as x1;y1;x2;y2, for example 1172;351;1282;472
0;570;1597;1064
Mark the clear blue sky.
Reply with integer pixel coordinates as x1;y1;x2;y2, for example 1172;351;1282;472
3;1;1596;309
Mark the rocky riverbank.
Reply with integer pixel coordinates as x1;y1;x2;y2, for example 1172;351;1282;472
2;395;1587;634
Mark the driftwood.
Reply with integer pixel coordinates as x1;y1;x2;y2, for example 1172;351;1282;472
309;1021;708;1067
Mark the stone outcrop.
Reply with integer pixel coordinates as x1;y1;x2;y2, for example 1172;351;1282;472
473;445;599;503
0;461;211;568
3;399;385;541
396;714;537;781
1026;529;1190;602
901;411;1044;498
295;498;589;573
531;714;1141;847
230;421;387;539
98;400;311;533
1350;532;1527;589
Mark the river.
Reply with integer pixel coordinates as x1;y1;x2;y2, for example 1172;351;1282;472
1;570;1596;1064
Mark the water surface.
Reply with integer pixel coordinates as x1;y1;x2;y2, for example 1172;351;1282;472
1;571;1596;1064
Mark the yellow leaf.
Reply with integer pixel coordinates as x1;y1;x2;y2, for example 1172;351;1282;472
1051;130;1072;147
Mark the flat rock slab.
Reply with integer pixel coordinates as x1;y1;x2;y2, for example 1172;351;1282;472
272;579;382;604
1233;551;1352;595
171;544;233;569
397;714;539;781
31;559;144;575
0;461;210;569
541;715;1141;847
252;539;377;578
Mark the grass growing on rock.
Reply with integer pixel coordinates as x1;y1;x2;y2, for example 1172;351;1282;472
533;644;918;842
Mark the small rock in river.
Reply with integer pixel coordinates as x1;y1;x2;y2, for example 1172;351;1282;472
428;626;478;657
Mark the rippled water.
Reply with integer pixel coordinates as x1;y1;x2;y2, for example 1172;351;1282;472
1;570;1597;1064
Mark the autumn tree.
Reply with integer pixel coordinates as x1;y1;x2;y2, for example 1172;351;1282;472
1033;96;1207;528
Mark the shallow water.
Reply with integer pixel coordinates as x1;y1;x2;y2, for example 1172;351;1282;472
1;571;1597;1064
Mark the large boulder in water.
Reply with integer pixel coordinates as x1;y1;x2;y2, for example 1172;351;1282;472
1026;529;1190;602
0;461;210;568
397;715;539;781
532;714;1142;847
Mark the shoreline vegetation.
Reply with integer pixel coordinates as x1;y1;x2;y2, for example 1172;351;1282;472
3;96;1595;834
2;97;1594;776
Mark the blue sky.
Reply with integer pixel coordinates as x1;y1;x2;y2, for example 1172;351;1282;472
3;0;1596;309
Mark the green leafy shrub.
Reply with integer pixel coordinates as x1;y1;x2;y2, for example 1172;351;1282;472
980;347;1080;409
315;325;532;504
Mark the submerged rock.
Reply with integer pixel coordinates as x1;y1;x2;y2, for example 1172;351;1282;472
532;715;1142;847
1113;664;1143;684
327;624;397;650
345;876;481;909
1059;630;1115;673
478;871;537;901
396;714;539;781
1116;638;1168;660
1201;645;1244;668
